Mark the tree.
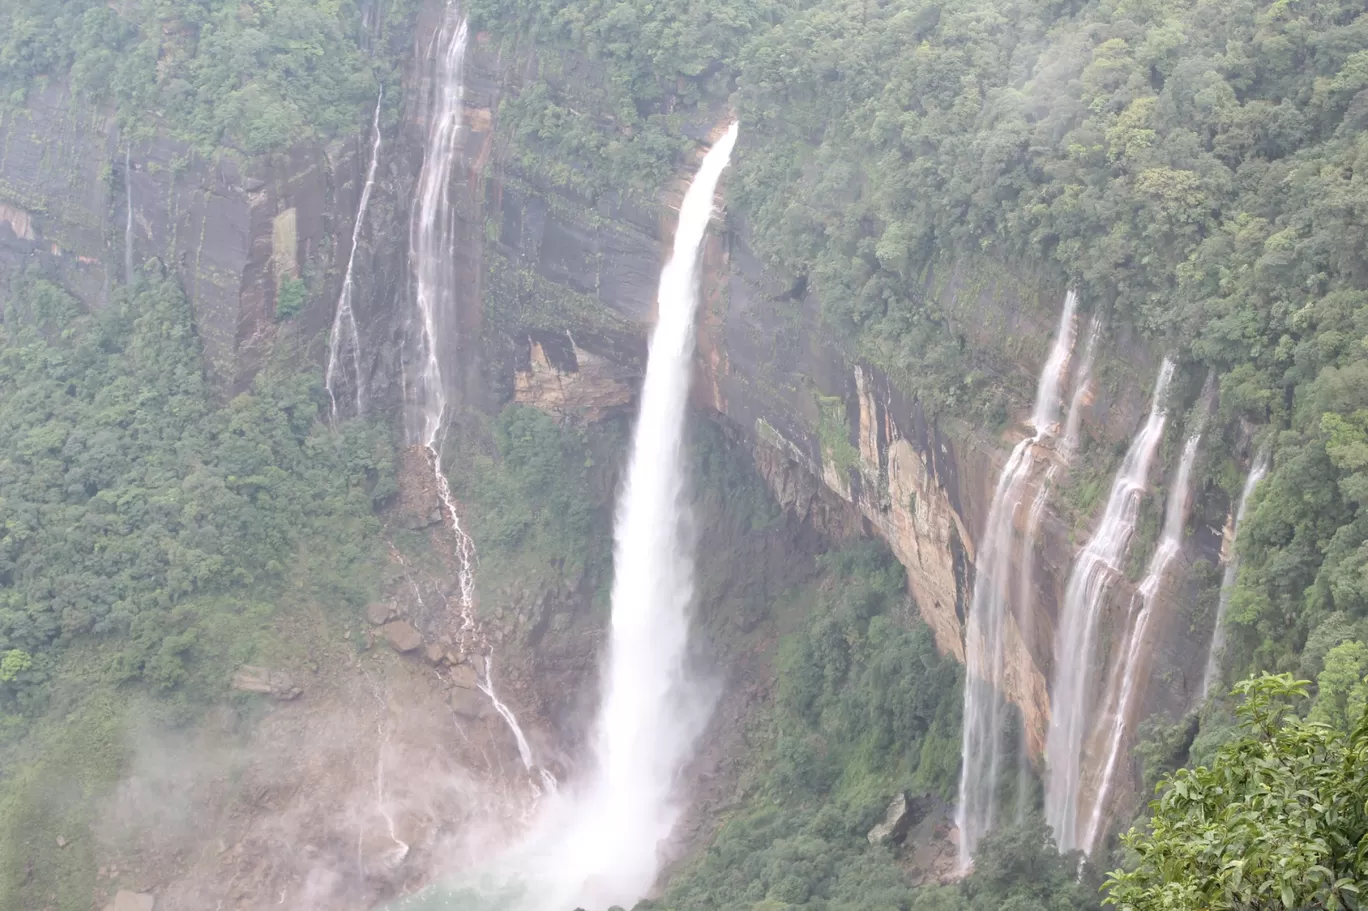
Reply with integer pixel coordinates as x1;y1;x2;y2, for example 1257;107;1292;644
1104;674;1368;911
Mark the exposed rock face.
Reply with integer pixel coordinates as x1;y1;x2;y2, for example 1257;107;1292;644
867;792;917;846
0;74;416;399
231;666;303;701
512;330;635;421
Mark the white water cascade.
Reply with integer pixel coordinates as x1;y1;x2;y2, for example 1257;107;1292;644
404;4;548;791
407;5;467;450
956;291;1078;870
1201;447;1271;700
1062;318;1101;458
488;123;738;911
326;88;385;424
1082;417;1204;855
1009;315;1101;826
1045;358;1175;854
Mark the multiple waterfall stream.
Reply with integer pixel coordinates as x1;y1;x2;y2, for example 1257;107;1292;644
955;291;1077;869
1082;413;1204;854
1045;358;1175;854
328;0;1274;878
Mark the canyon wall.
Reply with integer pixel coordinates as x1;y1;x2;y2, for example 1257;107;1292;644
0;7;1234;837
456;31;1232;808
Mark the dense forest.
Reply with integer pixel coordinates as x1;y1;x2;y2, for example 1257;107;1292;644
0;0;1367;906
0;274;396;901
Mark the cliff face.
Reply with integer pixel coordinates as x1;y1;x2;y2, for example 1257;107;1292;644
0;81;399;393
0;8;1230;842
456;32;1229;803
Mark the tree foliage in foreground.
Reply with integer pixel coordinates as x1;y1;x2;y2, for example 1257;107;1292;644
1106;674;1368;911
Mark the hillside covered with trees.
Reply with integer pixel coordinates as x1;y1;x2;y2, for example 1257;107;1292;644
0;0;1366;906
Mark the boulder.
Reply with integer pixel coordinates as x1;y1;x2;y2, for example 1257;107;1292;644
231;666;302;700
448;662;479;689
448;687;485;719
110;892;155;911
423;642;445;664
381;620;423;653
365;602;393;625
867;792;916;846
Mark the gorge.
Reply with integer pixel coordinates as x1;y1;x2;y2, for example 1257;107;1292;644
1;0;1367;907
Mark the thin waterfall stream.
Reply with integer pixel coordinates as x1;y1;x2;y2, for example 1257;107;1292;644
1045;358;1175;854
123;145;134;285
326;88;384;423
1201;447;1271;701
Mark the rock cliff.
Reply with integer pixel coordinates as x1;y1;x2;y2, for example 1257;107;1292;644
0;3;1232;841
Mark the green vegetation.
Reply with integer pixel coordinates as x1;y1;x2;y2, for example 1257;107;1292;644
658;541;967;909
472;0;1368;692
815;392;860;479
275;276;307;320
0;0;415;153
453;404;621;609
466;0;769;197
0;273;394;905
1106;674;1368;911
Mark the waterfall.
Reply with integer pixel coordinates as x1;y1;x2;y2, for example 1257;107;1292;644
407;5;467;450
477;124;739;911
479;655;560;796
1082;419;1204;855
956;291;1078;869
124;145;134;285
566;121;736;909
326;88;385;424
1045;358;1175;854
1010;316;1101;826
1062;318;1101;458
1201;447;1270;700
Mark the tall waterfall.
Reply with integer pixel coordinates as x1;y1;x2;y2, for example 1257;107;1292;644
479;124;740;911
1010;314;1101;826
562;121;737;909
1082;418;1204;855
1201;447;1270;700
956;291;1077;869
1045;358;1175;854
407;4;468;450
326;88;384;424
